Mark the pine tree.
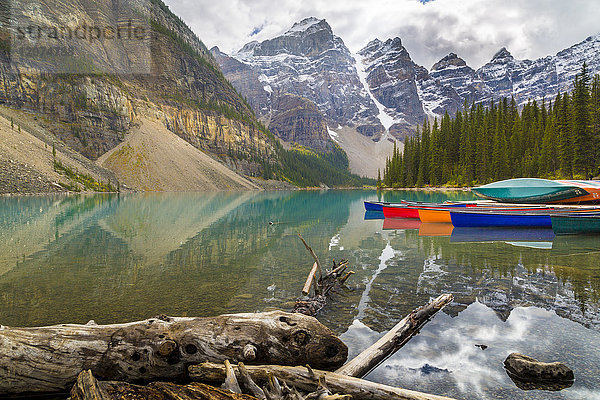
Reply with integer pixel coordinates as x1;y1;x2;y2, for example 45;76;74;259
428;119;441;185
591;74;600;174
558;92;572;177
418;120;430;185
381;64;597;186
571;63;593;177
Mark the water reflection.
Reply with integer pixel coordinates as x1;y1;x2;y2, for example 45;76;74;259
450;227;556;243
342;302;600;399
0;190;599;399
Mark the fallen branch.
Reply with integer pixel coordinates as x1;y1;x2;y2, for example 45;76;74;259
336;294;454;378
189;362;457;400
223;360;242;393
302;262;320;296
0;311;347;396
293;258;352;316
294;235;355;317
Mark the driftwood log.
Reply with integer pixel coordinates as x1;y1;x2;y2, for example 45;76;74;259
189;362;457;400
336;294;454;378
293;235;354;317
0;311;347;396
70;369;259;400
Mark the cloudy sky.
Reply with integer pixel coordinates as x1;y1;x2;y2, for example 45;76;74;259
162;0;600;69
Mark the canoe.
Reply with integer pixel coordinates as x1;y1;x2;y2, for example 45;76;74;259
418;208;452;223
382;203;468;219
415;204;542;223
364;201;393;212
551;214;600;235
554;180;600;203
471;178;589;204
452;207;600;228
368;199;465;213
449;209;554;228
382;205;421;219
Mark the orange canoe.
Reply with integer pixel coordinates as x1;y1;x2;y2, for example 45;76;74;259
418;208;452;223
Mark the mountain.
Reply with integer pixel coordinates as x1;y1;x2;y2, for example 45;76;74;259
476;35;600;104
357;38;464;139
1;1;375;191
219;17;383;137
0;0;278;190
212;18;401;178
357;33;600;135
267;94;332;152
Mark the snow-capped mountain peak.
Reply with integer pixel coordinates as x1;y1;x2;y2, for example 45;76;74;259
216;17;384;139
356;32;599;135
284;17;330;36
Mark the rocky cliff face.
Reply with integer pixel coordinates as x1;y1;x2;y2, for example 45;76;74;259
213;17;384;148
0;0;276;177
268;94;331;152
210;46;270;115
429;53;488;105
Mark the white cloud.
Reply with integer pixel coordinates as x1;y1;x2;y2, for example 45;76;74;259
162;0;600;69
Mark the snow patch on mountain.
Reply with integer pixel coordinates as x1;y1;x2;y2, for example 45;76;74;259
285;17;323;35
353;53;399;132
327;127;340;143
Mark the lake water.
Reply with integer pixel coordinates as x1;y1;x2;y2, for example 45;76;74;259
1;190;599;399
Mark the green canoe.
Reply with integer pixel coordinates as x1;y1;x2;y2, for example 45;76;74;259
472;178;588;204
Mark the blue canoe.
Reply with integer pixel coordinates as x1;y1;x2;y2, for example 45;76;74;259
471;178;589;204
364;201;393;212
450;209;553;228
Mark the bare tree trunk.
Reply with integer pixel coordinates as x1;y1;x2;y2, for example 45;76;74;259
336;294;453;378
189;362;457;400
0;311;347;396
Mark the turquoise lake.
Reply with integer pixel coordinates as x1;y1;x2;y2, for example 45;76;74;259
1;190;599;399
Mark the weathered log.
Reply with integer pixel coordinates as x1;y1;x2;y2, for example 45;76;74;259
336;294;454;378
70;370;110;400
189;362;457;400
69;369;259;400
0;311;347;396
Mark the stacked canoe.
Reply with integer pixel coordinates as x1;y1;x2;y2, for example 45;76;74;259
364;200;600;235
365;178;600;235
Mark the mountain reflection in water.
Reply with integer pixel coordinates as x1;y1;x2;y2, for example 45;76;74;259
0;190;599;399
